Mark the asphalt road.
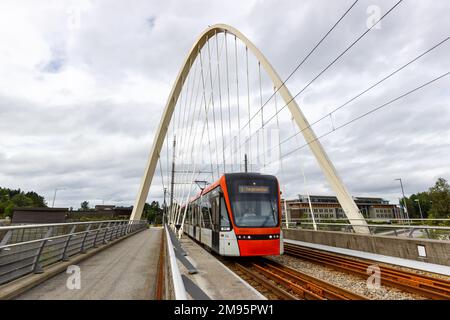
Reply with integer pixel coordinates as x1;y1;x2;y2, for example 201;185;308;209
16;227;162;300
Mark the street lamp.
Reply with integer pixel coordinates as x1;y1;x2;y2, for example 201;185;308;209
394;178;410;223
414;199;424;220
51;187;66;208
299;194;317;231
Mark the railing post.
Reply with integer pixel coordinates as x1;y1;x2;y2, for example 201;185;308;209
92;223;103;247
110;222;118;241
120;221;127;237
0;230;12;246
80;224;92;253
115;221;121;239
33;227;53;274
103;222;111;244
62;225;77;261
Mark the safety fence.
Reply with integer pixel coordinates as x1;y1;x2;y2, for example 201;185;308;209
0;220;148;285
164;224;210;300
282;218;450;240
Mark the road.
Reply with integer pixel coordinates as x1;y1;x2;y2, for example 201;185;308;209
16;227;162;300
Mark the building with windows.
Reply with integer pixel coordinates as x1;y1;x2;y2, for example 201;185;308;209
282;195;400;221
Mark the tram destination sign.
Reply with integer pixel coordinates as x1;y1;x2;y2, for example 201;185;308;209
238;185;270;193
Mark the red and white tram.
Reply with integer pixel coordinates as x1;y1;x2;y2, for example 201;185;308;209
183;173;283;256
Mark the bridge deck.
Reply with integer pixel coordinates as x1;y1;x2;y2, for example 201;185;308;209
15;227;162;300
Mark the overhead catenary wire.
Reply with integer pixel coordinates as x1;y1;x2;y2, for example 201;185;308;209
230;0;404;158
276;70;450;162
240;0;361;136
259;36;450;159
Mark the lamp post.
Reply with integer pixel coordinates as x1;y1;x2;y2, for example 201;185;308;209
51;187;66;208
299;194;317;231
394;178;410;223
414;199;424;220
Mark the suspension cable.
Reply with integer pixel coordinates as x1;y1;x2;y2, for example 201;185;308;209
260;36;450;158
216;31;226;173
235;35;242;171
277;70;450;163
245;46;252;171
225;31;232;173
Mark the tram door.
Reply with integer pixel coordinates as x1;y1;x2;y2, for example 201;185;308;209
211;195;220;252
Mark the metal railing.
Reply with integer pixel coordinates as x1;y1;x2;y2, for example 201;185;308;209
164;224;210;300
282;218;450;240
0;220;148;286
165;225;187;300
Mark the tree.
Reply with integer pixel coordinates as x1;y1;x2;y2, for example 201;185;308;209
25;191;47;207
428;178;450;219
80;201;90;211
11;193;34;207
0;187;48;218
409;192;432;218
143;201;163;224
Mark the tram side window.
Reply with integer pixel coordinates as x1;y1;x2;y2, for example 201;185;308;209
211;196;220;231
201;196;212;229
192;205;196;225
220;197;231;231
194;204;199;226
194;200;201;227
186;206;191;225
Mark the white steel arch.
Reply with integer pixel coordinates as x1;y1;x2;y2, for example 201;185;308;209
130;23;369;233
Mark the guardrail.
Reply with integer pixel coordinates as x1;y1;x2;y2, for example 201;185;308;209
164;224;211;300
282;218;450;240
0;220;148;286
164;225;187;300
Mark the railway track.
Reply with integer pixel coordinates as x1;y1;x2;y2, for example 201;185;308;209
231;258;368;300
284;243;450;300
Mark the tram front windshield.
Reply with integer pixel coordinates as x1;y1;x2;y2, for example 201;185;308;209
228;178;279;228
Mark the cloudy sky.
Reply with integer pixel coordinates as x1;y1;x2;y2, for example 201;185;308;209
0;0;449;209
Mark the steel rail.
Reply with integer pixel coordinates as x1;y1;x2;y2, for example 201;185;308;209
234;258;367;300
257;260;367;300
284;243;450;300
233;262;298;300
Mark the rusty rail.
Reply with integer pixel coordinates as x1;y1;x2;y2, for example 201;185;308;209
234;258;367;300
284;243;450;300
